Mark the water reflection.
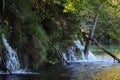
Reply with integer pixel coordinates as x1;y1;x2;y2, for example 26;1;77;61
0;62;120;80
0;75;20;80
0;75;72;80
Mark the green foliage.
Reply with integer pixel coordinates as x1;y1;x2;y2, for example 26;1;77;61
64;0;120;44
29;23;49;43
1;0;120;66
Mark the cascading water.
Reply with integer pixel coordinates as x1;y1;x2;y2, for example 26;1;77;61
75;40;96;61
63;46;78;62
2;34;20;72
63;39;115;62
67;46;78;62
63;40;97;62
74;40;86;60
0;34;38;74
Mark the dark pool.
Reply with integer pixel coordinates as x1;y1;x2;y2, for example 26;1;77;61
0;62;120;80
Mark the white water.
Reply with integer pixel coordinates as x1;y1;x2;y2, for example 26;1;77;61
0;34;38;74
67;46;78;61
0;34;40;75
2;34;20;72
63;40;114;62
74;40;86;60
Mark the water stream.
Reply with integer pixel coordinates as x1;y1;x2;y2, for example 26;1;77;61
63;40;114;62
0;62;120;80
63;40;96;62
0;34;35;74
75;40;97;61
2;34;20;72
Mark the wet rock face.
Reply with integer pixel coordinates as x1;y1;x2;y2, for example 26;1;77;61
1;35;20;72
0;49;1;65
19;42;46;69
0;59;5;72
0;48;7;72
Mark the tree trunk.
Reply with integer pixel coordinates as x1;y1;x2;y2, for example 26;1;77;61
83;32;120;63
2;0;5;13
84;14;99;59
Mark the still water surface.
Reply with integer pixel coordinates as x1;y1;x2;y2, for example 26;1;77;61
0;62;120;80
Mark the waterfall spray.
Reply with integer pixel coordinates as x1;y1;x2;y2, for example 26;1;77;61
2;34;20;72
63;40;96;62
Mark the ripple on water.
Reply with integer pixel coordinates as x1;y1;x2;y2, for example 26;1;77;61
0;62;120;80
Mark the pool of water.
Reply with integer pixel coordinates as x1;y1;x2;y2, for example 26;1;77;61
0;62;120;80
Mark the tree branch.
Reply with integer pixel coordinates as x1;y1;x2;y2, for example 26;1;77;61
82;31;120;63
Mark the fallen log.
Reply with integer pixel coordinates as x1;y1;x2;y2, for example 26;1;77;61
82;32;120;63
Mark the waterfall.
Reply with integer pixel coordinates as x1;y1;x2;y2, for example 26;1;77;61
67;46;78;61
75;40;96;61
0;34;38;75
63;46;78;62
63;39;116;63
2;34;20;72
63;40;96;62
74;40;86;60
